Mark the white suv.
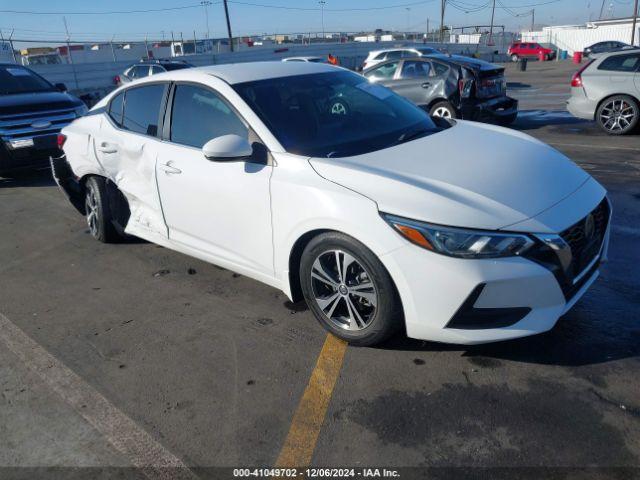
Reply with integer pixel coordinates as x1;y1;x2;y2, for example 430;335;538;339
52;62;609;346
362;46;440;70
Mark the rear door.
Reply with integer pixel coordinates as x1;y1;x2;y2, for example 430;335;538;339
94;83;169;238
389;59;438;106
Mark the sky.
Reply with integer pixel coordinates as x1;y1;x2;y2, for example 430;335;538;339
1;0;637;45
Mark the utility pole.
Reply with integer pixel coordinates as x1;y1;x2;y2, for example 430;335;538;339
201;1;212;41
439;0;446;42
488;0;496;44
427;18;430;41
632;0;638;46
531;8;535;31
319;1;326;40
223;0;234;52
598;0;606;19
62;17;79;90
406;7;411;39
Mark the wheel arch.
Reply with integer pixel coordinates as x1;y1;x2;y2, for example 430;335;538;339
286;228;406;325
78;173;131;235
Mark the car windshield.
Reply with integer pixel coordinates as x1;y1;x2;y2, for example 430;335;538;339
233;71;441;158
0;66;55;95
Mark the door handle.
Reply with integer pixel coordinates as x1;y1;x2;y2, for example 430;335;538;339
159;162;182;175
421;82;432;88
97;142;118;154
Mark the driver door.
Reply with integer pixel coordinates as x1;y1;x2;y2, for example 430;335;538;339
155;83;274;278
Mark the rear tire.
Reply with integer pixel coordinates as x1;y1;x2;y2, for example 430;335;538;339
84;176;121;243
429;101;457;120
511;54;519;62
300;232;402;347
596;95;639;135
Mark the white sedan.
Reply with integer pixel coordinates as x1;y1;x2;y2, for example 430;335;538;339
52;62;610;346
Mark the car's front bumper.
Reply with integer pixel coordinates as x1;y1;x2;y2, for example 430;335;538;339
379;196;610;345
0;133;60;174
461;96;518;123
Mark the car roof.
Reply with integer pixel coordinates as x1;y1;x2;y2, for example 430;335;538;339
127;61;341;85
596;48;640;58
283;56;323;60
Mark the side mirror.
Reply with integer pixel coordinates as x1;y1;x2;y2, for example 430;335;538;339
55;83;67;92
202;134;253;161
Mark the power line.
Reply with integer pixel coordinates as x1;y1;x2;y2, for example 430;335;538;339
0;4;217;15
227;0;436;11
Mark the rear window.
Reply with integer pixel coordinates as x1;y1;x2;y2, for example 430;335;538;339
598;54;640;72
122;84;166;136
0;66;54;95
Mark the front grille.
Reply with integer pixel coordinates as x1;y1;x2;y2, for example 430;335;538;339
0;107;77;141
523;197;610;301
560;198;609;280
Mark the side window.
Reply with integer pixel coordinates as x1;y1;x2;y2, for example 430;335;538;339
108;92;124;126
432;62;450;76
598;54;640;72
386;50;403;60
128;66;141;78
170;84;248;148
401;60;431;78
122;84;165;136
150;65;164;75
135;66;150;77
365;61;399;80
373;52;386;60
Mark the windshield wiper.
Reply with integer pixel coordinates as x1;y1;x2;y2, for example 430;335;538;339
390;127;434;148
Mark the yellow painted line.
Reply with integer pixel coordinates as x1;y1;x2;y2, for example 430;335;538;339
276;334;348;467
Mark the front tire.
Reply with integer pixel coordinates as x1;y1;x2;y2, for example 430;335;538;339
84;176;120;243
300;232;402;346
511;54;519;62
429;100;457;120
596;95;639;135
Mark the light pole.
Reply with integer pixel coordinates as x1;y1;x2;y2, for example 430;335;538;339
201;1;212;41
319;0;326;40
488;0;496;45
406;8;411;39
632;0;638;46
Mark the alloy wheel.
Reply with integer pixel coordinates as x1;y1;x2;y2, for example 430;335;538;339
85;185;99;237
310;249;378;331
432;106;452;118
599;99;636;133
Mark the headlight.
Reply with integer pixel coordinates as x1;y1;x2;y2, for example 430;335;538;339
74;104;89;117
382;213;534;259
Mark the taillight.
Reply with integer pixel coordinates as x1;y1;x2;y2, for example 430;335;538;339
114;75;121;85
570;60;594;87
57;133;67;149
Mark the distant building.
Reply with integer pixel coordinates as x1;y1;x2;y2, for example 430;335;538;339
521;16;639;54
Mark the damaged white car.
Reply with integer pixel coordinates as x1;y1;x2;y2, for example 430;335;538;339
52;62;610;346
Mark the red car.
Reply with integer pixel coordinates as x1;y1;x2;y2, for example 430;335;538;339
507;42;555;62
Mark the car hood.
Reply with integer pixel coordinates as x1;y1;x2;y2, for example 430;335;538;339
0;91;82;115
309;121;590;231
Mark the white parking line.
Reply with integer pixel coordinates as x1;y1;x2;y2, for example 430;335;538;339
0;312;198;480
